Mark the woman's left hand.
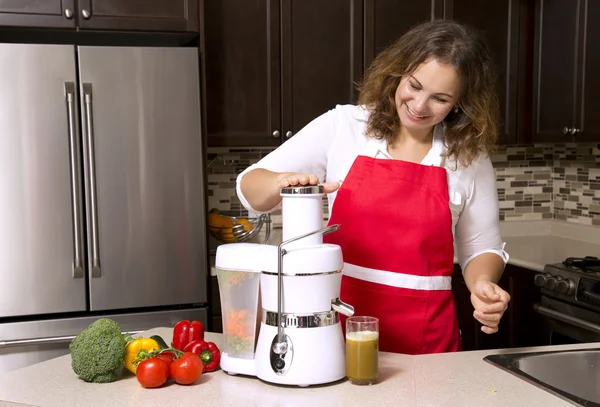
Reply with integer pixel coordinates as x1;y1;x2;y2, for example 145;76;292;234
470;280;510;334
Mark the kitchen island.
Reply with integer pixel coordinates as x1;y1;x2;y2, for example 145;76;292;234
0;327;594;407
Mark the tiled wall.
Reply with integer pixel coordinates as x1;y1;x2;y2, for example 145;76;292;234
206;144;600;227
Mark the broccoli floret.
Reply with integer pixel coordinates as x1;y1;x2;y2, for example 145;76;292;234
69;318;127;383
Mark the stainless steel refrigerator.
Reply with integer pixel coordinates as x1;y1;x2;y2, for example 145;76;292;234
0;44;208;373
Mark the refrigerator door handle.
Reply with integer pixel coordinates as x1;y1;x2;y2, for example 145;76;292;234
64;82;84;279
82;83;101;278
0;331;144;348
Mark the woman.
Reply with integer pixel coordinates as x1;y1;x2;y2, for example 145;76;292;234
236;20;510;354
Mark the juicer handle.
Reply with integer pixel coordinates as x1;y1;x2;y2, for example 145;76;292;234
273;224;341;354
331;298;354;317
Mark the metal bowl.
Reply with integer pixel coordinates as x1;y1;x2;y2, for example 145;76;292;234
208;213;270;244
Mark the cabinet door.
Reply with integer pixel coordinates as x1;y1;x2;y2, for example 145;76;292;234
364;0;442;68
578;0;600;141
204;0;281;147
532;0;579;142
446;0;522;144
280;0;363;138
76;0;199;32
0;0;75;28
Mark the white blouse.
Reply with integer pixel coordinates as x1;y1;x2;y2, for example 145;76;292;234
236;104;509;271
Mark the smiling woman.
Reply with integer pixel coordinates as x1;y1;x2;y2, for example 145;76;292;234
235;19;510;355
358;20;499;167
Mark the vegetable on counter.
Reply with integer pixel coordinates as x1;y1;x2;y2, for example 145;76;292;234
150;335;169;350
136;357;170;388
170;352;203;385
69;318;127;383
183;340;221;372
172;320;205;351
124;337;161;374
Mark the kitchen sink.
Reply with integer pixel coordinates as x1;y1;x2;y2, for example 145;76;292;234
484;348;600;406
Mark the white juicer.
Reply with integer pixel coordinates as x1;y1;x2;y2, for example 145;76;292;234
215;185;354;386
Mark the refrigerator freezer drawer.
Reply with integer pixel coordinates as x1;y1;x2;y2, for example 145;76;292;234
0;307;208;374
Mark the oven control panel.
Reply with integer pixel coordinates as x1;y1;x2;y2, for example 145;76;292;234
538;263;600;311
534;272;577;295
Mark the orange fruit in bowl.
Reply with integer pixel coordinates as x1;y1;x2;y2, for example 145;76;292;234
235;218;254;233
208;209;222;233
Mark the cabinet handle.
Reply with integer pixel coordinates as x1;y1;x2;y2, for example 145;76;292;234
64;82;84;279
64;8;74;19
563;127;581;136
83;83;101;279
81;9;91;19
272;130;280;138
285;131;293;139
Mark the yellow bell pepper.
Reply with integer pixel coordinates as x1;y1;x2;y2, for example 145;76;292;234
124;337;160;374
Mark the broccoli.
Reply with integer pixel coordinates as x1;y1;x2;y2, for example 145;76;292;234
69;318;127;383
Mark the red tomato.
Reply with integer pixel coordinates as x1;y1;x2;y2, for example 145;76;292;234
136;358;170;388
155;351;175;369
170;352;203;385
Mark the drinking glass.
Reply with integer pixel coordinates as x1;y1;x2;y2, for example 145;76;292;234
345;316;379;385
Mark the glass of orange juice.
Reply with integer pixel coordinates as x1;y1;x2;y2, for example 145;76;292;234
346;316;379;385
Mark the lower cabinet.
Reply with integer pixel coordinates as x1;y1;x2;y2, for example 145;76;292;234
209;276;223;333
453;263;546;351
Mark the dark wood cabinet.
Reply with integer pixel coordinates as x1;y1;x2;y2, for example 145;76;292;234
364;0;443;67
76;0;199;32
532;0;600;142
445;0;525;145
0;0;199;32
204;0;362;148
0;0;76;29
453;263;545;351
204;0;281;148
281;0;362;138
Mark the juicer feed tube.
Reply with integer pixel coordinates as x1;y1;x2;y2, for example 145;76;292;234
273;224;341;354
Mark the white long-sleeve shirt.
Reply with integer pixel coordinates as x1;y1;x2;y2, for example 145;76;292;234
236;104;509;271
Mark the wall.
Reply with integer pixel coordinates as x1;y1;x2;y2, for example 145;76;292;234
206;143;600;227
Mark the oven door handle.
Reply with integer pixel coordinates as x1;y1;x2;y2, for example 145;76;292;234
534;304;600;334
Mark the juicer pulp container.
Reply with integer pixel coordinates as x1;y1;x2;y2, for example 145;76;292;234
215;243;267;362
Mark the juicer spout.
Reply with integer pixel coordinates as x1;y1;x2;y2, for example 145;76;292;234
331;298;354;317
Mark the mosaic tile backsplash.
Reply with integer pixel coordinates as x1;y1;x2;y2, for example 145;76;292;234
206;144;600;227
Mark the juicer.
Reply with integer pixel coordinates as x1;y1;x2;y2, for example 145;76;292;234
215;185;354;386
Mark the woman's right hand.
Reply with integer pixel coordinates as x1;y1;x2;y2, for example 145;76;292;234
276;172;340;194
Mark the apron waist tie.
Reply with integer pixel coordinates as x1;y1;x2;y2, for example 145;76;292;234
343;263;452;291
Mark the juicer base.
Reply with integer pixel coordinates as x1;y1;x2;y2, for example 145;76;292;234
220;352;257;377
255;321;346;386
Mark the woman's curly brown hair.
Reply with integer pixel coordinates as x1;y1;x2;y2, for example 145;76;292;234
357;20;499;167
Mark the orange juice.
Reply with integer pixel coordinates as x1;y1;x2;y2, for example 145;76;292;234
346;330;379;384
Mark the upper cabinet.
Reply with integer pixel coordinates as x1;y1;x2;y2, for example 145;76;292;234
364;0;442;67
0;0;199;32
0;0;76;29
533;0;600;142
445;0;525;145
281;0;363;138
77;0;199;32
204;0;362;148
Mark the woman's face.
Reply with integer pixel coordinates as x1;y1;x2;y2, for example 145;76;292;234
395;59;460;132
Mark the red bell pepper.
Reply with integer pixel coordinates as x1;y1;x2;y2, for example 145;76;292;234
183;339;221;372
172;320;205;351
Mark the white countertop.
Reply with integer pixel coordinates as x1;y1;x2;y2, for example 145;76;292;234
0;327;596;407
499;220;600;271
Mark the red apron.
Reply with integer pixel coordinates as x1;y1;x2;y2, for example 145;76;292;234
324;155;461;354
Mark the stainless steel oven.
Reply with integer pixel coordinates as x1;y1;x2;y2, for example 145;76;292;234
534;257;600;345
